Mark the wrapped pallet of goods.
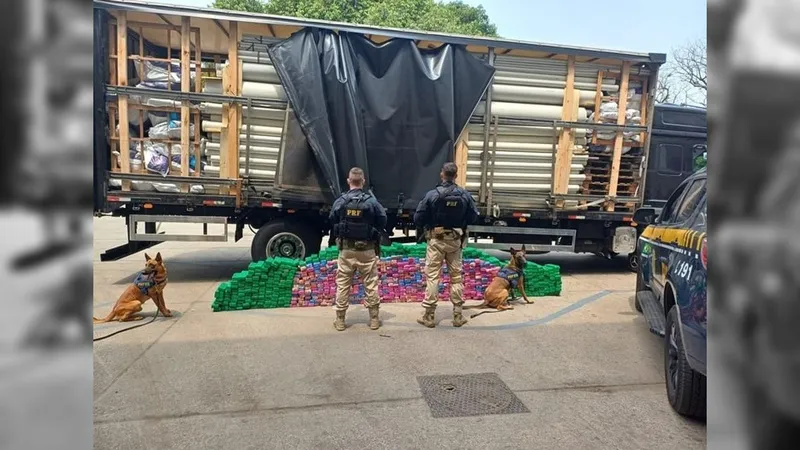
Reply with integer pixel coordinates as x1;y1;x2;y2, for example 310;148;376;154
579;71;649;209
200;38;287;189
107;20;208;194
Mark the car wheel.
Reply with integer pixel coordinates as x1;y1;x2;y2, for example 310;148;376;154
665;305;707;419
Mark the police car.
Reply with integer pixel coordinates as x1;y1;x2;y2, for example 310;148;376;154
632;168;707;419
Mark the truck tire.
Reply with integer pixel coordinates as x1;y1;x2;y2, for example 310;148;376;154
251;219;321;262
627;252;639;272
665;305;706;419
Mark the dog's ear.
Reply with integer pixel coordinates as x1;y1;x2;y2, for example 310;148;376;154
155;252;163;263
509;247;516;255
521;245;527;254
144;253;151;262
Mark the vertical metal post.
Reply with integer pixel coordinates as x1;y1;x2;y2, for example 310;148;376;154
244;97;252;177
549;120;560;211
478;47;496;205
486;115;499;215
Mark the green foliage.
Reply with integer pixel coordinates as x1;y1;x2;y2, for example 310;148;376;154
208;0;498;37
210;0;266;13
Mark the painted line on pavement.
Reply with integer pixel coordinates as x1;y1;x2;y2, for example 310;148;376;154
462;290;613;331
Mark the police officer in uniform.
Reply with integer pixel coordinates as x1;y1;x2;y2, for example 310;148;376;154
414;162;479;328
329;167;387;331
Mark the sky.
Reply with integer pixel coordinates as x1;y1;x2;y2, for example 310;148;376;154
149;0;707;56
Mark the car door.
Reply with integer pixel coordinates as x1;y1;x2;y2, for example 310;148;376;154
655;177;707;289
676;196;708;373
643;178;691;293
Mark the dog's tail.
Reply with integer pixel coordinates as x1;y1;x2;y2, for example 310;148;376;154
93;311;114;324
469;309;505;318
462;303;488;310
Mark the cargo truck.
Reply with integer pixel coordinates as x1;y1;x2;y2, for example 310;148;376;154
94;0;689;268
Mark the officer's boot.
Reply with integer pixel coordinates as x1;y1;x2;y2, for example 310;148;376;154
368;306;381;330
417;306;436;328
452;305;468;328
333;310;346;331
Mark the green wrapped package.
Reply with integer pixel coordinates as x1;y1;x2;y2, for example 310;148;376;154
211;242;562;312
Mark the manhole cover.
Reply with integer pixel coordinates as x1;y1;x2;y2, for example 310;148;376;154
417;372;530;418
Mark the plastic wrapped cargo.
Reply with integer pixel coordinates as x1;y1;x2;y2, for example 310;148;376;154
143;142;169;176
148;120;196;140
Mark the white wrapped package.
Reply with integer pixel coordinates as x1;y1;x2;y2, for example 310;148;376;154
600;102;618;113
132;181;156;191
623;132;642;143
148;120;196;140
600;111;618;122
153;183;180;193
148;112;170;126
151;184;206;194
136;60;180;84
597;131;616;140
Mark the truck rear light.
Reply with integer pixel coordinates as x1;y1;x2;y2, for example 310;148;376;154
700;237;707;269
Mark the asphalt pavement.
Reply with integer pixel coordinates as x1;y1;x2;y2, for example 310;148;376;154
91;217;706;450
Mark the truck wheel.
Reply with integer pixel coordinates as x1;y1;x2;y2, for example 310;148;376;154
665;305;707;419
628;252;639;272
251;219;321;262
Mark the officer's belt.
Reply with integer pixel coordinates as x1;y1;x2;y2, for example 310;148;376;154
426;227;461;239
339;239;374;251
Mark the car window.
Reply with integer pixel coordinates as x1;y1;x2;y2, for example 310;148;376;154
692;198;707;231
674;179;707;224
659;180;689;224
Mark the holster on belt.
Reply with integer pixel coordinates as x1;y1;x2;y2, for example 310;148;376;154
341;239;374;252
430;226;447;240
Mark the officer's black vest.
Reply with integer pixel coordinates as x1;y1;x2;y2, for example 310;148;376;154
432;184;467;229
337;191;375;241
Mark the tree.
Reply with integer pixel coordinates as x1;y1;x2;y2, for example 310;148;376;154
655;39;707;106
672;39;707;99
210;0;265;13
209;0;498;37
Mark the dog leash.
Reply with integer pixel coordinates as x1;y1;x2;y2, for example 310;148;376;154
93;310;160;342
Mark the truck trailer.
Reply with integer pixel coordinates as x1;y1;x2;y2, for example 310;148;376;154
93;0;674;266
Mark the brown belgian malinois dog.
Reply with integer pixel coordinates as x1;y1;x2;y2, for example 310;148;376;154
465;246;533;318
93;252;172;323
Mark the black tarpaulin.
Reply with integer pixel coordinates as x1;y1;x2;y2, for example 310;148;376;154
268;28;494;209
